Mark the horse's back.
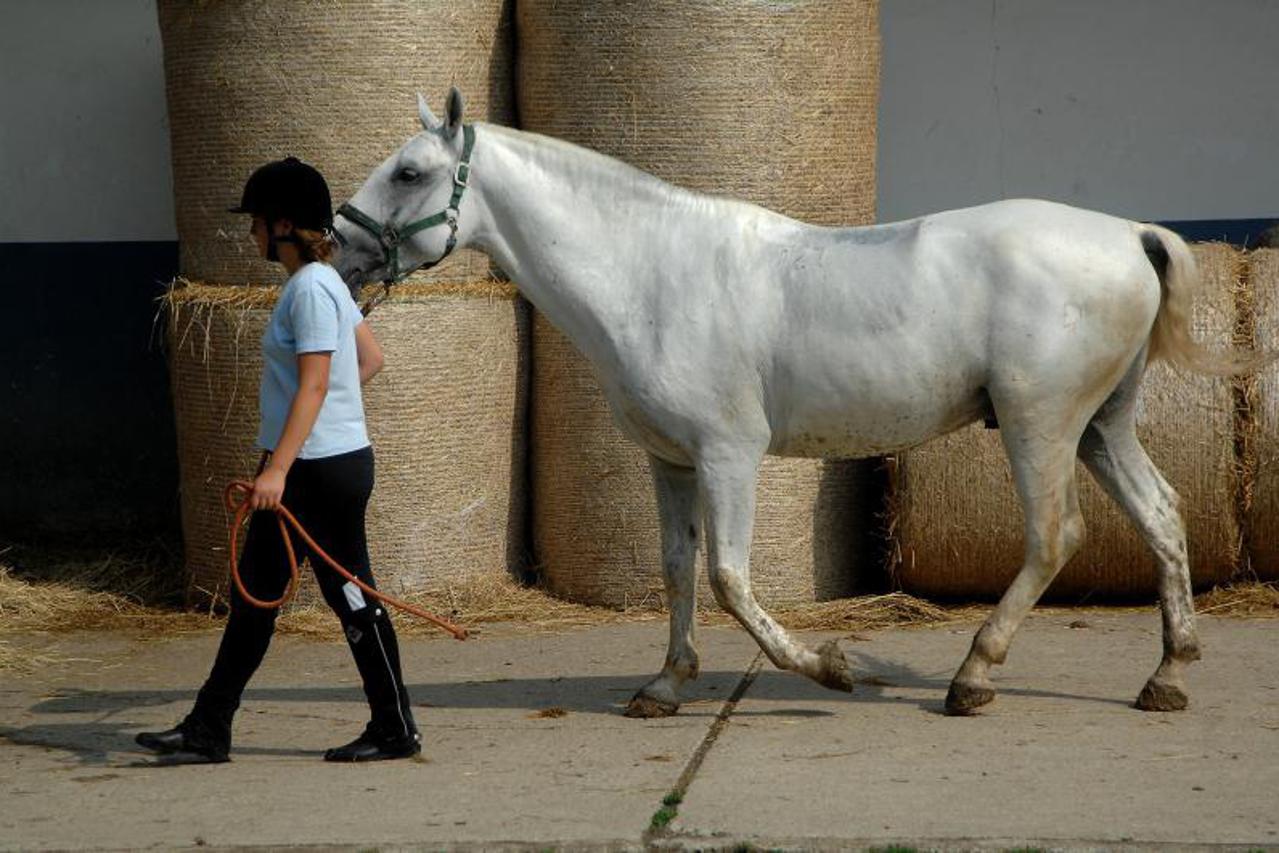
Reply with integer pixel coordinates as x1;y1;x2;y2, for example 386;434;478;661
761;199;1161;457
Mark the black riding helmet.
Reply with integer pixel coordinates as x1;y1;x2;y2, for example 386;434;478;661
231;157;333;260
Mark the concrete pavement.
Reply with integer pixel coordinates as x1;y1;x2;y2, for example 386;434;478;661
1;611;1276;851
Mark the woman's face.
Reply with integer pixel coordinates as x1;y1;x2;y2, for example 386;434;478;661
249;215;269;259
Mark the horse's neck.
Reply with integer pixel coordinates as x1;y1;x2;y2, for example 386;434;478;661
468;126;683;362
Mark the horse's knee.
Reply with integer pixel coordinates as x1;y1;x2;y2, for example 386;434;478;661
1061;509;1086;563
1029;503;1084;571
708;563;748;611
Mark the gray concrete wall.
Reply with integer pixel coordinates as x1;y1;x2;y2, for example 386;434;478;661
2;1;1277;237
877;0;1279;223
0;0;174;242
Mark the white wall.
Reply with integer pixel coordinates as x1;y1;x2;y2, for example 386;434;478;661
0;0;175;242
877;0;1279;223
1;1;1276;240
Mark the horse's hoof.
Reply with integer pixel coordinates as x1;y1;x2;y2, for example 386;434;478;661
624;692;679;719
945;680;995;716
1135;678;1188;712
814;640;855;693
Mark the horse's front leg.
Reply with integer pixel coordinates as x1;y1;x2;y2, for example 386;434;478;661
699;448;854;693
625;456;703;718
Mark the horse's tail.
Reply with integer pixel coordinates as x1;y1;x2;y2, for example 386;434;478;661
1140;223;1267;376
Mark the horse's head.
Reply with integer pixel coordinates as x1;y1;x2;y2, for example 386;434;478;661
333;87;474;293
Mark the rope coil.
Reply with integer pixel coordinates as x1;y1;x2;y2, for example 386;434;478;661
223;480;469;640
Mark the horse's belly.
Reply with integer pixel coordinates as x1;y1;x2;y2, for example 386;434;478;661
768;375;988;459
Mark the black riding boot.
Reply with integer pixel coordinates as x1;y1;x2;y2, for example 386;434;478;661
134;707;232;763
324;601;419;762
135;582;280;763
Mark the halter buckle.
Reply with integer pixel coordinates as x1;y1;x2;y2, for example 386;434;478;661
379;224;400;250
454;161;470;188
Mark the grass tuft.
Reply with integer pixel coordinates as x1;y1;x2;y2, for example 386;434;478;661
649;804;678;831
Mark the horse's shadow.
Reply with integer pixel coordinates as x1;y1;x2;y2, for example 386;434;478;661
4;650;1130;766
751;650;1134;714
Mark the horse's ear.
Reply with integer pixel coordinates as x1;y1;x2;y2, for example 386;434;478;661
418;92;441;131
444;86;465;138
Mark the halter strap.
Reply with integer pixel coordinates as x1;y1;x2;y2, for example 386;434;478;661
336;124;476;300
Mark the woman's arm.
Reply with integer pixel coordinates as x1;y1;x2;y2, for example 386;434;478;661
250;352;331;510
355;321;384;385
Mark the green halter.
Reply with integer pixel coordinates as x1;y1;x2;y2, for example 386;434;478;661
336;124;475;289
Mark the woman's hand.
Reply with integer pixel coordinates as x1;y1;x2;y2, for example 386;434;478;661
251;466;287;511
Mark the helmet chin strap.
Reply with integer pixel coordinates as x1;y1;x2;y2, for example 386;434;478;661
266;222;300;263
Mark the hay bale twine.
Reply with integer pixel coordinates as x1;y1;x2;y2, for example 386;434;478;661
517;0;881;608
532;315;874;609
156;0;514;284
890;244;1245;601
166;282;528;606
1246;248;1279;580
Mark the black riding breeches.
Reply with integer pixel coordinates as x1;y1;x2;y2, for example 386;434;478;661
192;446;415;742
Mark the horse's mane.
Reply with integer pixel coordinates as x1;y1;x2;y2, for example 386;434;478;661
480;122;913;247
481;123;799;222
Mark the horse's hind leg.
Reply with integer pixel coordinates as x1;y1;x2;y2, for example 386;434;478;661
698;447;854;692
1078;366;1199;711
946;413;1087;716
626;456;702;718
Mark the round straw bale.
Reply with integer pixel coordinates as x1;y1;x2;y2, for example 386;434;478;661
1246;248;1279;580
532;314;875;610
360;282;529;598
166;281;528;606
890;243;1245;601
156;0;514;284
516;0;879;226
517;0;881;607
166;285;275;603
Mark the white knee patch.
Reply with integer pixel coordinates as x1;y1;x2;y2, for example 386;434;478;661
708;564;747;608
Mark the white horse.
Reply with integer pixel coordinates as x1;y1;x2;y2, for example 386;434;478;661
335;89;1243;718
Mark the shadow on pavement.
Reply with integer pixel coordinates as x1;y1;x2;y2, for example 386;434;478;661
6;649;1134;766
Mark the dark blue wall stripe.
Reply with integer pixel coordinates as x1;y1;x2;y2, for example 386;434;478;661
1158;218;1278;249
0;241;180;540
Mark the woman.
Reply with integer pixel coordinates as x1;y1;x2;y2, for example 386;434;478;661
137;157;419;763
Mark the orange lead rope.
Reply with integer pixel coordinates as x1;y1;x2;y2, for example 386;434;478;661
223;480;468;640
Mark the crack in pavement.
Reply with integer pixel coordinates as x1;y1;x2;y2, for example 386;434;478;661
642;651;765;846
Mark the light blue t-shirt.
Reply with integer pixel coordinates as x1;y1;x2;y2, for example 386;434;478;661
258;262;370;459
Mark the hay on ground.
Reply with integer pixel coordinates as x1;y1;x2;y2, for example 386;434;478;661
1194;581;1279;617
0;563;216;639
273;571;657;639
768;592;982;633
3;545;1275;677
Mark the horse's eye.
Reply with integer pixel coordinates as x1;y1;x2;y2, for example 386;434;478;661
396;168;420;183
